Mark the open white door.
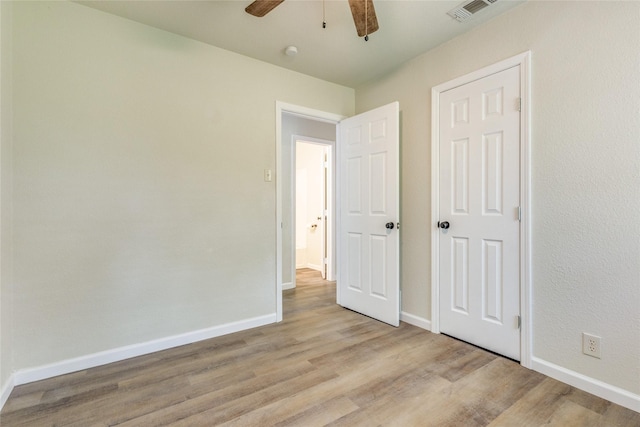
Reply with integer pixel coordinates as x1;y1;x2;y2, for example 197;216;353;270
338;102;400;327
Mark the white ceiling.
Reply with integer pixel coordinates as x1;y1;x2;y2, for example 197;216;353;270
78;0;525;88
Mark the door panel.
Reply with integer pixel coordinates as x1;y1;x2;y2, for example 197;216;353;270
347;158;362;213
452;236;469;314
439;67;520;360
452;138;469;214
339;102;400;327
347;232;362;290
482;239;503;322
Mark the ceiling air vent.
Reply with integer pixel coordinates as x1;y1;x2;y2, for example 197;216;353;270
448;0;498;22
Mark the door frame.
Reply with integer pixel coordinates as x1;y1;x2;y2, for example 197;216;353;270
430;51;532;367
275;101;345;322
292;137;334;286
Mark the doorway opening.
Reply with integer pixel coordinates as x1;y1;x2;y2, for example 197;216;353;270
295;140;332;281
275;102;344;322
276;101;401;326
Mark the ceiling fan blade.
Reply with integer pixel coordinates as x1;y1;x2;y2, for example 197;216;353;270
245;0;285;17
348;0;379;37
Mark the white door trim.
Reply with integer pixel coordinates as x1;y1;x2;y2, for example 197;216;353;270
430;51;532;368
275;101;345;322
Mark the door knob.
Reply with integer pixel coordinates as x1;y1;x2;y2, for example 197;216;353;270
438;221;450;230
385;222;395;230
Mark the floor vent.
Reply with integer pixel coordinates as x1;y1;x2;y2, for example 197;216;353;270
448;0;498;22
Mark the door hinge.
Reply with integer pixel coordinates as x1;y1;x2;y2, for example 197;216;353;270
517;315;521;329
517;97;522;112
517;206;521;222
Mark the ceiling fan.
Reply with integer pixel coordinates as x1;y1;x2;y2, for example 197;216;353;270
245;0;379;40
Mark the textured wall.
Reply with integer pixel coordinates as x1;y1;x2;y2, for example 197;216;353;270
10;1;353;371
0;0;14;397
356;1;640;395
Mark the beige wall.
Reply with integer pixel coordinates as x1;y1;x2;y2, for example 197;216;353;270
0;0;14;397
8;1;353;372
356;1;640;395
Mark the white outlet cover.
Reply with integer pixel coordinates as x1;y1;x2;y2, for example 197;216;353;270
582;332;601;359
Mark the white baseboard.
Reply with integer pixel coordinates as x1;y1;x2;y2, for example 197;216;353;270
1;374;15;411
532;357;640;413
13;313;277;387
306;263;322;272
282;282;295;290
400;312;432;331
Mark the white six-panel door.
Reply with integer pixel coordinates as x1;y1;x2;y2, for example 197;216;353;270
338;102;400;327
438;67;521;359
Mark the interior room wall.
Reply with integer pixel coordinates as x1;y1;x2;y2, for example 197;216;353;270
0;0;14;402
356;0;640;401
281;115;336;286
9;1;353;374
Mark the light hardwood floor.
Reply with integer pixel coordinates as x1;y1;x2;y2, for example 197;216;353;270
2;268;639;426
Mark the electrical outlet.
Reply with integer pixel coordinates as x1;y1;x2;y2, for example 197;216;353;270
582;333;601;359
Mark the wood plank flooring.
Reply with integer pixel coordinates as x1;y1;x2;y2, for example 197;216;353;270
2;268;639;426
